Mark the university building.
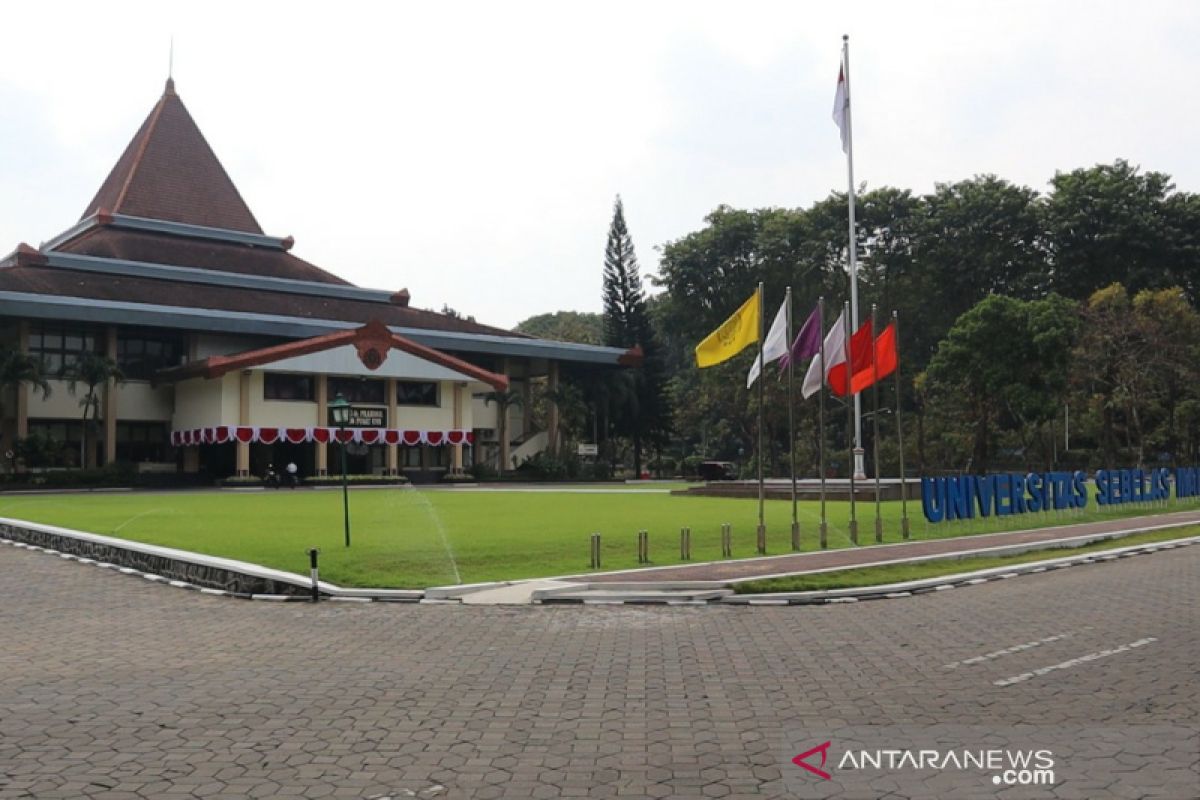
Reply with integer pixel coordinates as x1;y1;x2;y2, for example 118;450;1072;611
0;79;636;480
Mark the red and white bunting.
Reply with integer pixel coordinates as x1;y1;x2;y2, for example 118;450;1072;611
170;427;475;447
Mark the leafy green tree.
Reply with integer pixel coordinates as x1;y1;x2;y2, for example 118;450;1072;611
0;346;50;431
1045;160;1181;299
925;294;1077;472
62;351;122;468
514;311;604;345
602;196;671;476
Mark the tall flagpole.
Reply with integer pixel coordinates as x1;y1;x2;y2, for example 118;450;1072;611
894;310;909;538
842;34;865;481
818;297;828;549
871;305;882;543
787;287;799;551
757;282;766;551
844;301;857;545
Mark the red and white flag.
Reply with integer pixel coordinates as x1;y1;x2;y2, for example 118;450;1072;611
832;65;849;153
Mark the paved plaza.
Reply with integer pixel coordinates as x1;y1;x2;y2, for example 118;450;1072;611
1;542;1197;798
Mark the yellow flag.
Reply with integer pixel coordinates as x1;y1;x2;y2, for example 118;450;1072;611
694;288;761;368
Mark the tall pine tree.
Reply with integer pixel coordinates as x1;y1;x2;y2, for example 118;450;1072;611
602;196;671;476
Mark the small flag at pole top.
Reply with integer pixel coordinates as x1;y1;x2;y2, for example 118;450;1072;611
833;65;849;153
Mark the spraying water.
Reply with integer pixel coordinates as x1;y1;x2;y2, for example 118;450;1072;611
398;483;462;584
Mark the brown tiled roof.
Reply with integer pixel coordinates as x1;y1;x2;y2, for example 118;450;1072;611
158;320;509;391
56;225;351;286
80;79;263;233
0;261;524;339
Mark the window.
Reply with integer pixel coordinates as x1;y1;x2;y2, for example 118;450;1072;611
401;446;421;468
328;377;385;405
117;331;184;380
26;420;85;468
396;380;439;407
116;422;170;463
29;324;97;376
264;373;315;401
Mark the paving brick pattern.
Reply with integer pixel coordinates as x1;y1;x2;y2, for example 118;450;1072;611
1;543;1197;798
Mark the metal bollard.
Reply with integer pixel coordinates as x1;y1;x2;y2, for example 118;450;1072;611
590;533;601;569
790;521;800;552
637;530;649;564
680;527;692;560
307;548;320;603
756;524;766;555
721;523;732;558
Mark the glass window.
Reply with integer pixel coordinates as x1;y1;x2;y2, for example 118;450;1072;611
115;422;170;463
401;446;421;467
116;330;183;381
29;324;97;376
328;377;385;405
396;381;439;407
264;373;315;401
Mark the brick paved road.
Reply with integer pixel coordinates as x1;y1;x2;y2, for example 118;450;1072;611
1;544;1196;799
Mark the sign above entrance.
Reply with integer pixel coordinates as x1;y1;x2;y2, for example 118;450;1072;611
328;406;387;428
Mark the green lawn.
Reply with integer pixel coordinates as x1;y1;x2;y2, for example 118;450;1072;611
732;526;1200;593
0;485;1196;588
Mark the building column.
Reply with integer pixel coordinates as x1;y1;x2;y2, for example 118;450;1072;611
499;358;511;471
452;383;465;475
103;326;117;466
236;371;251;477
315;375;328;476
548;361;560;456
15;321;29;440
386;378;398;476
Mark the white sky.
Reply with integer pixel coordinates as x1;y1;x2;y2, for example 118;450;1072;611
2;1;1197;329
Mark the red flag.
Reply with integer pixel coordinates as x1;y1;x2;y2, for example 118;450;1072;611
829;319;874;396
850;322;898;394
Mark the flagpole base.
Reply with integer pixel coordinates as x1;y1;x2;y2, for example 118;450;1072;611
756;524;767;555
819;521;828;549
848;519;858;545
901;516;910;540
790;521;800;552
853;448;866;480
874;516;883;543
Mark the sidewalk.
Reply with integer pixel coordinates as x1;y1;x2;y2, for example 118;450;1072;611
576;509;1200;584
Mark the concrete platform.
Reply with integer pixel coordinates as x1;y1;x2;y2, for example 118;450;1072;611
672;477;921;501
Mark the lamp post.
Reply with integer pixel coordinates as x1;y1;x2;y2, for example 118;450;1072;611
329;392;352;548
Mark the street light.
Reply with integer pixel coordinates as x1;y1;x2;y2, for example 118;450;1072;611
329;392;352;548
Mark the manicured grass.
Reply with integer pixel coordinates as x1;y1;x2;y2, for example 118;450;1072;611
732;526;1200;594
0;485;1196;588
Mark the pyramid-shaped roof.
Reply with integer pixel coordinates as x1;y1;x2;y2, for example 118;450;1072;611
80;78;263;233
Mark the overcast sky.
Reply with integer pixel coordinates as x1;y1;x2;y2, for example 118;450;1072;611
2;1;1197;329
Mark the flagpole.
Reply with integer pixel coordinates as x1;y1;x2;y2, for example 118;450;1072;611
818;297;828;549
894;310;909;538
841;34;865;482
757;282;766;552
844;300;857;545
787;287;799;551
871;304;882;543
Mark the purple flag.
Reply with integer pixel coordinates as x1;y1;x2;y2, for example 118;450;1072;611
779;304;821;373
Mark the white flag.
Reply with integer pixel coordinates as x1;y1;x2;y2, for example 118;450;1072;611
832;65;849;153
801;309;846;399
746;298;789;388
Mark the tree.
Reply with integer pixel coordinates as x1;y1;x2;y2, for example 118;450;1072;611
601;196;671;476
482;389;522;471
925;294;1077;472
514;311;604;345
62;351;123;468
0;346;50;433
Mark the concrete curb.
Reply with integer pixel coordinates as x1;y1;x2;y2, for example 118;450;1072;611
721;535;1200;605
0;520;423;603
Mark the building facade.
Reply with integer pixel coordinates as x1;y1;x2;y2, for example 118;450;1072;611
0;79;636;481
